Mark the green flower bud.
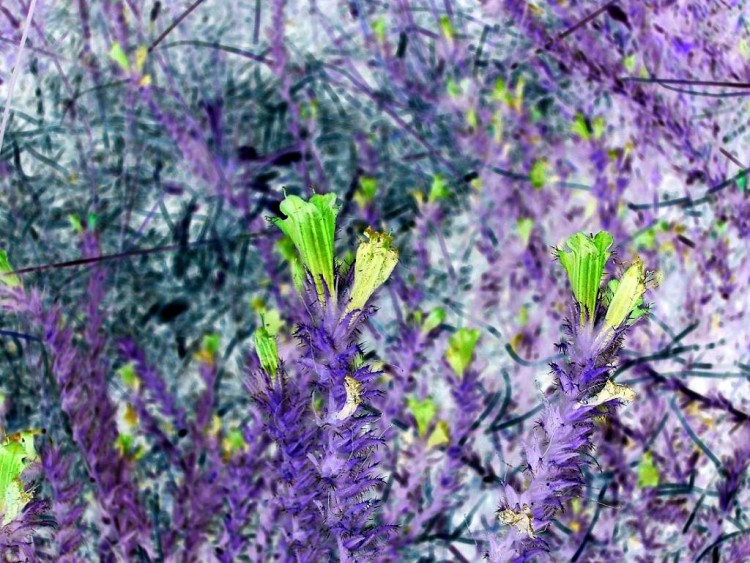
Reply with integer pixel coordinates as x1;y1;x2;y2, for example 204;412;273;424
254;327;279;377
604;258;647;330
637;451;659;488
0;251;21;289
421;307;446;335
345;228;398;314
426;420;451;449
445;328;481;378
557;231;614;324
406;396;437;437
272;194;339;302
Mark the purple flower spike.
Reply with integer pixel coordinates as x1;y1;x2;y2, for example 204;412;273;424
490;231;654;560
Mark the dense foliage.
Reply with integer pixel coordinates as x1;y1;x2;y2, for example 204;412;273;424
1;0;750;560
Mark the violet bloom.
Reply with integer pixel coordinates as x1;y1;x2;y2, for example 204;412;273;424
489;231;655;560
250;194;398;559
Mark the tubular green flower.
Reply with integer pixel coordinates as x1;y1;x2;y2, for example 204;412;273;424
272;193;339;302
557;231;614;324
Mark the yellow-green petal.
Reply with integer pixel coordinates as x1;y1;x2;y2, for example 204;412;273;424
445;328;480;378
604;258;647;330
346;228;399;314
407;397;437;437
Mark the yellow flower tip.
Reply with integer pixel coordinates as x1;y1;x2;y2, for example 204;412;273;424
577;379;636;409
345;228;399;314
426;420;451;449
497;504;535;538
336;376;363;421
604;257;648;330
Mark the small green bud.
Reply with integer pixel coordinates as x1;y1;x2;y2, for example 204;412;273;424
429;174;450;202
445;328;480;378
439;15;454;41
354;176;378;208
109;41;130;71
406;397;437;437
117;362;139;391
346;228;398;314
516;218;534;247
69;214;84;234
571;113;591;140
0;251;22;289
426;420;451;449
272;194;339;302
254;327;279;377
604;258;647;330
637;451;660;488
529;159;547;189
421;307;446;335
557;231;614;324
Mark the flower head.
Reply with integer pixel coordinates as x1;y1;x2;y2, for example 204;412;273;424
272;193;339;302
346;228;399;314
557;231;614;324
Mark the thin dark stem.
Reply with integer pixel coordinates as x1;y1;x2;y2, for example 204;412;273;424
149;0;208;52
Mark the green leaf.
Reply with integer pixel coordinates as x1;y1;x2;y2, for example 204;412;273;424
0;430;40;525
637;452;660;488
68;214;84;234
557;231;614;323
202;334;221;357
445;328;481;378
354;176;378;209
407;397;438;437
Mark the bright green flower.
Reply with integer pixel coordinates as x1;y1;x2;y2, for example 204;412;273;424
273;194;339;301
557;231;614;324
